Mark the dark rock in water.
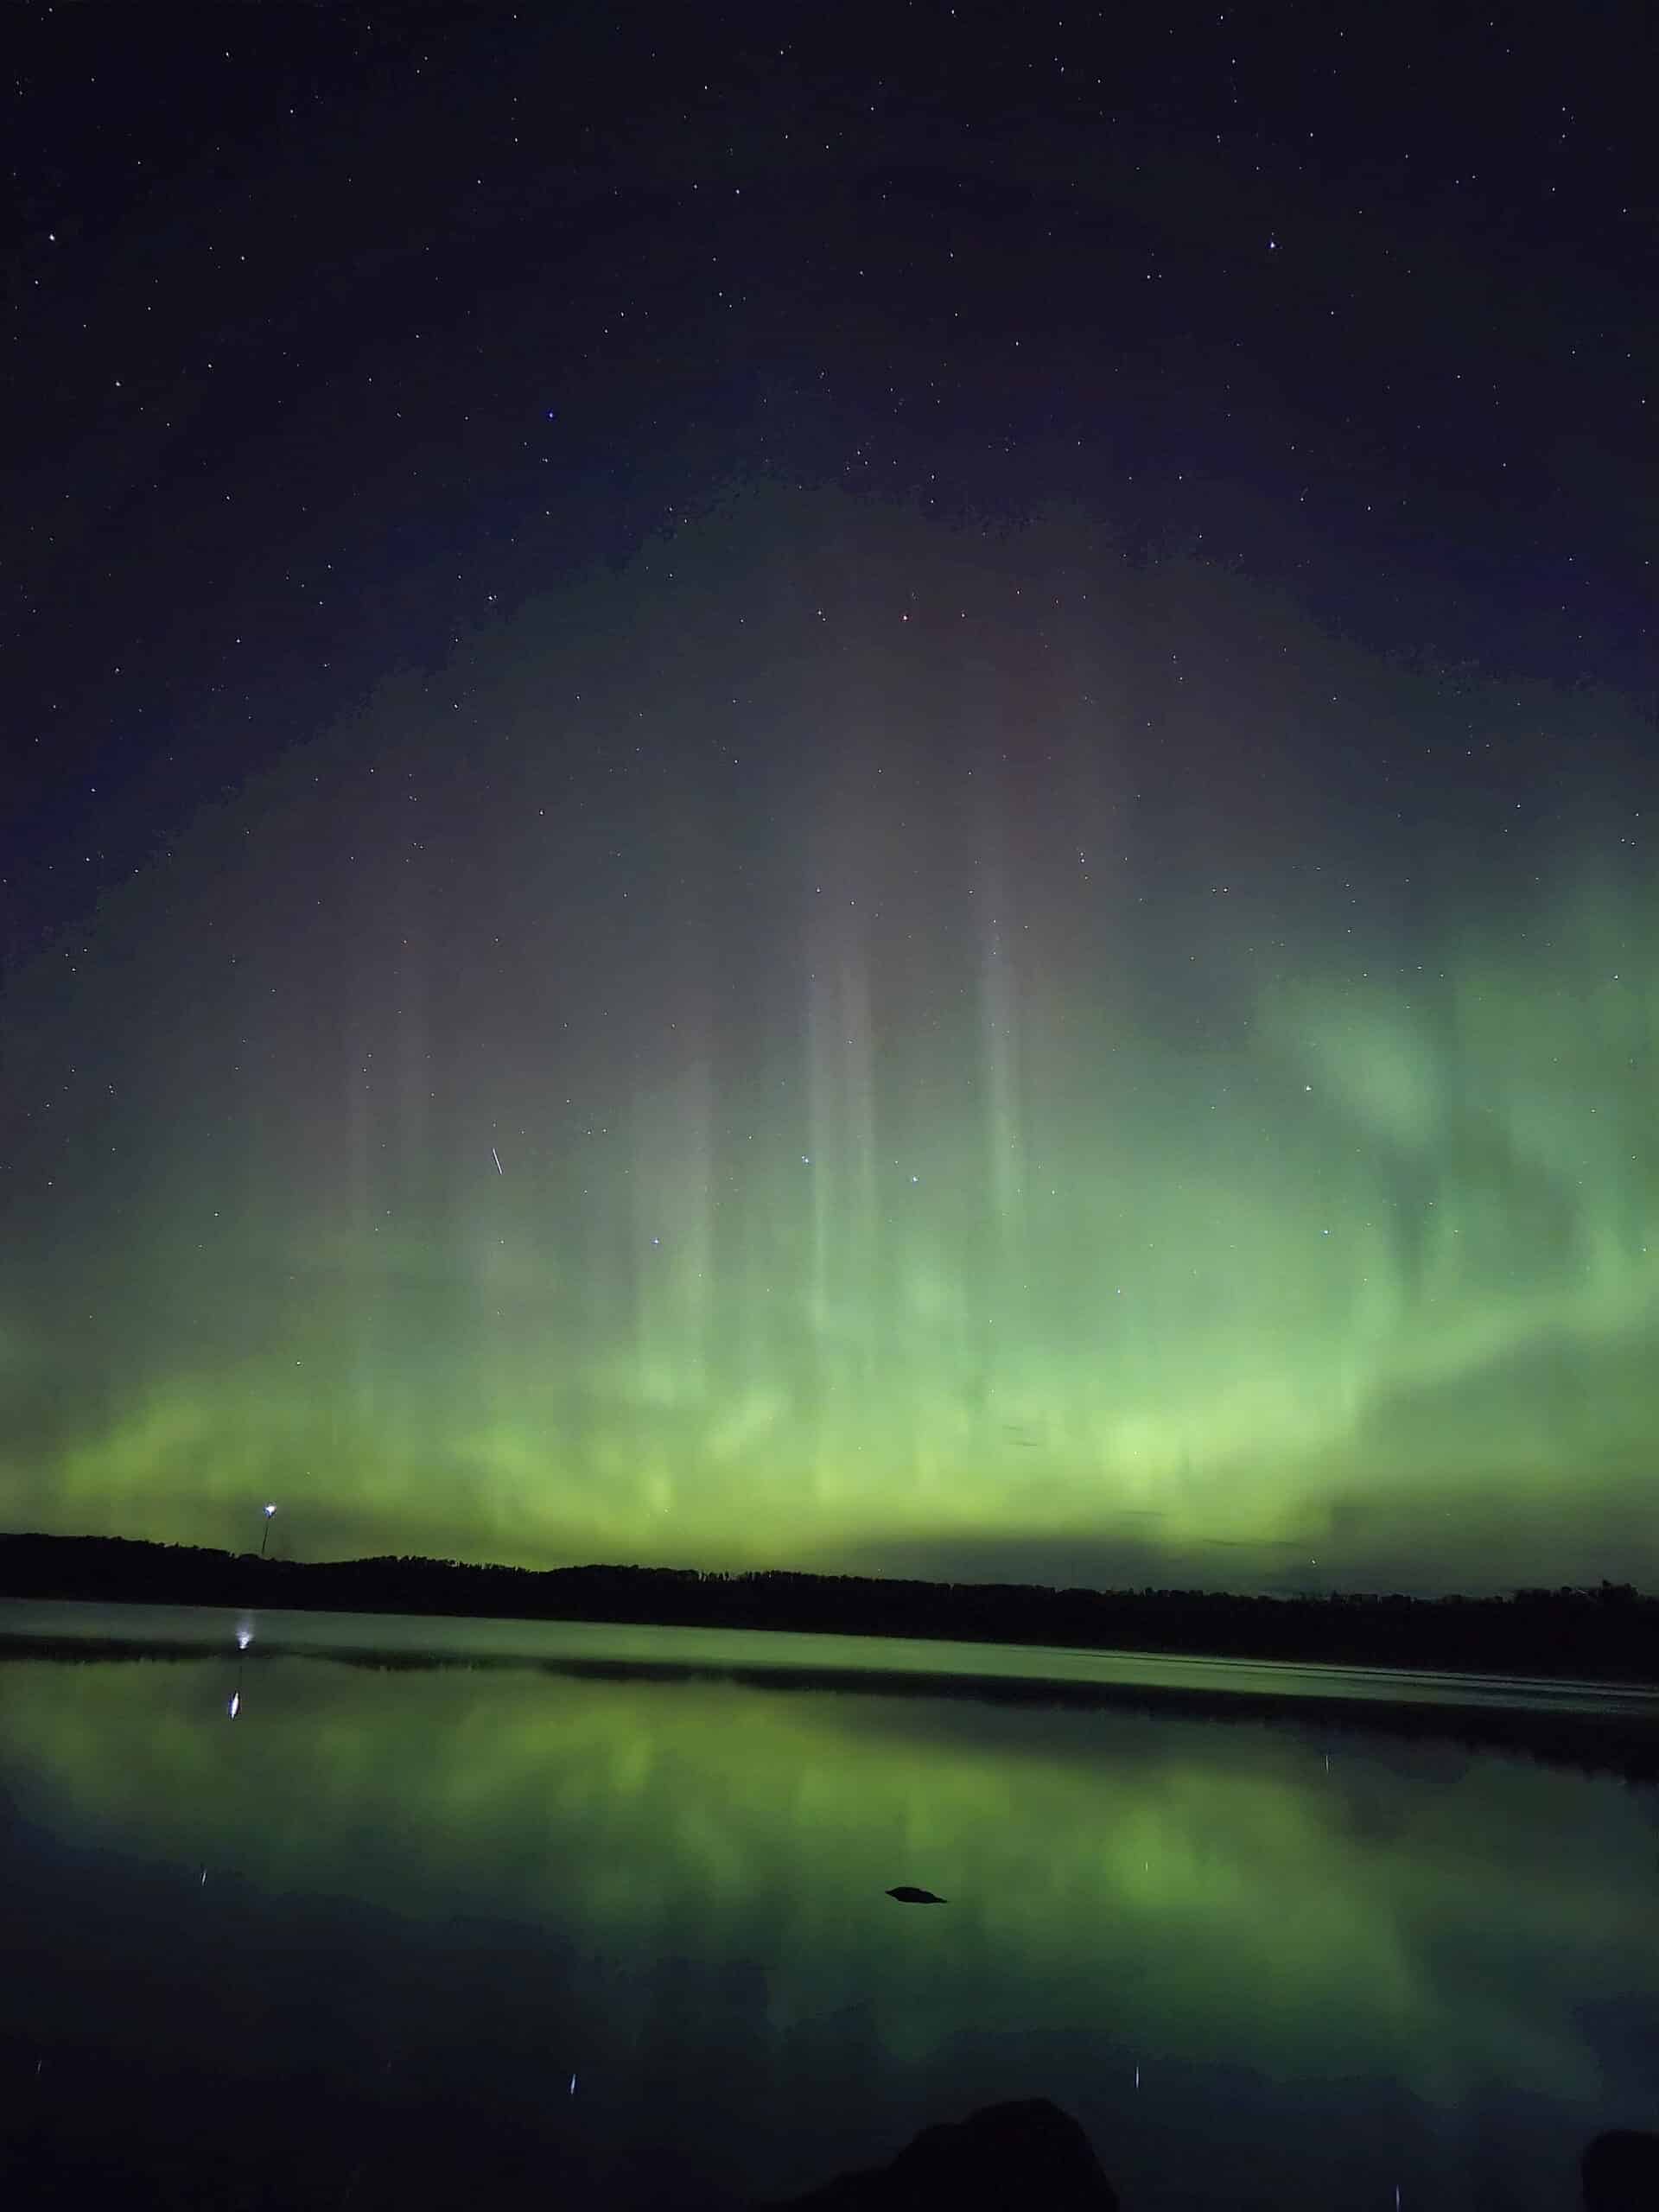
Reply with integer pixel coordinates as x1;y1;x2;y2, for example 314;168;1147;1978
1582;2130;1659;2209
767;2096;1117;2209
886;1885;946;1904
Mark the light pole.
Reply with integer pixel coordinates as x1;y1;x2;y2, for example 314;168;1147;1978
260;1503;277;1558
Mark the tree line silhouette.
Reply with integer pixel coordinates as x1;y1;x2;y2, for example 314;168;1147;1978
2;1533;1654;1683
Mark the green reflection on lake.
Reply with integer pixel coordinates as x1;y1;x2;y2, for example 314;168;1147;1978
2;1618;1656;2208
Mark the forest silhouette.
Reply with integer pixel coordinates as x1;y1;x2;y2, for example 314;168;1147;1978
3;1533;1653;1685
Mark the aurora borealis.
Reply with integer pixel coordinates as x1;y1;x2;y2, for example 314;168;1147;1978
5;9;1653;1601
3;487;1656;1594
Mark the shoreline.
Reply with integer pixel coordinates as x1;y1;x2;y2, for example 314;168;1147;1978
6;1596;1658;1787
3;1531;1656;1688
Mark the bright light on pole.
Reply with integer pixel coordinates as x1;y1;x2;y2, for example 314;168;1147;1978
260;1503;277;1558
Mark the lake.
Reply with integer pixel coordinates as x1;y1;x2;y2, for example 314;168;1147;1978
3;1599;1656;2209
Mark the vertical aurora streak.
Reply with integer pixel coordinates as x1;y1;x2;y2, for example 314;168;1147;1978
2;490;1655;1594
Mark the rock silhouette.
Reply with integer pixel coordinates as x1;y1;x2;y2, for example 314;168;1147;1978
768;2096;1116;2209
1581;2129;1659;2209
886;1885;946;1904
765;2103;1659;2209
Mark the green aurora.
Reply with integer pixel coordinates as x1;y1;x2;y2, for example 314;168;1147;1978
3;489;1656;1593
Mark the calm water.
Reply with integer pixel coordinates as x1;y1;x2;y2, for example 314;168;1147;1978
3;1601;1656;2209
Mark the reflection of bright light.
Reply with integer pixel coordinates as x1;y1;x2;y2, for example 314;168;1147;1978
227;1692;239;1719
237;1629;252;1650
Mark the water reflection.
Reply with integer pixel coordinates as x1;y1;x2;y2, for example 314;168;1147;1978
1;1612;1656;2208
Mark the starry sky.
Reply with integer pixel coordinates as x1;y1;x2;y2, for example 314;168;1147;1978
3;3;1655;1595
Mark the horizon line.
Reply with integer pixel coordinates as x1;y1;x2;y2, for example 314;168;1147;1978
3;1531;1651;1609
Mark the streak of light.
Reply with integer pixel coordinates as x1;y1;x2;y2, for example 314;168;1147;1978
492;1146;504;1176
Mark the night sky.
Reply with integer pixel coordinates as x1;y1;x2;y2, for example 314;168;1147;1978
4;3;1655;1595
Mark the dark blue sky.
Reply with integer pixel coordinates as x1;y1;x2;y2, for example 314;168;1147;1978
6;0;1652;963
